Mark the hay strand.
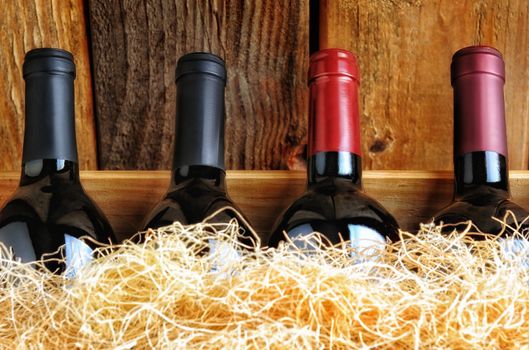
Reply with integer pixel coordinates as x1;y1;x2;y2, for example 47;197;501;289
1;218;529;349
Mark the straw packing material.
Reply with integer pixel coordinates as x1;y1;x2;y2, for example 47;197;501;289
1;219;529;349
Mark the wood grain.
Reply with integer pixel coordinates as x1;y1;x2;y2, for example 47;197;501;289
1;170;529;241
0;0;98;170
88;0;309;170
320;0;529;170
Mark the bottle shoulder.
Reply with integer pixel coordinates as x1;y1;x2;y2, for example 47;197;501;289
0;180;113;239
143;181;250;231
282;186;397;222
0;177;115;273
268;186;399;246
434;196;529;234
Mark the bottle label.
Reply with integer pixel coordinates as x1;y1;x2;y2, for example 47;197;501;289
0;222;37;263
208;238;241;274
500;237;529;268
64;234;93;278
347;224;386;259
286;223;386;261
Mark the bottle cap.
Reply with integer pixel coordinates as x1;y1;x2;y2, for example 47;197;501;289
175;52;226;83
309;48;359;82
451;46;504;84
23;48;76;78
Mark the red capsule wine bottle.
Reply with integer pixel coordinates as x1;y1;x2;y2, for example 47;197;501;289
434;46;529;235
267;49;400;249
0;48;115;274
142;53;254;246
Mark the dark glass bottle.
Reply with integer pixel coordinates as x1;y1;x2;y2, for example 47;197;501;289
0;48;115;274
434;46;529;235
268;48;400;250
142;53;254;247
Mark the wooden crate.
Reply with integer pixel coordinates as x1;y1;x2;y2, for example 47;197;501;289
1;171;528;241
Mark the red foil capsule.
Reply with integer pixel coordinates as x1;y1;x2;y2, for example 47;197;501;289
308;48;362;157
451;46;508;157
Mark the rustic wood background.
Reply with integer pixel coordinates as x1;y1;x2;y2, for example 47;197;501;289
0;0;528;171
89;0;309;170
0;0;97;171
320;0;529;170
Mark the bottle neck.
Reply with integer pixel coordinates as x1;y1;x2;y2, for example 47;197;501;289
452;59;509;199
454;151;509;198
20;159;80;186
22;70;78;164
171;165;226;191
173;73;225;170
307;63;362;191
308;75;362;157
452;65;507;159
308;151;362;189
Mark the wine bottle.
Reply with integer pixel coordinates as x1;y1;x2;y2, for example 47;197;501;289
142;52;254;247
434;46;529;235
267;48;400;250
0;48;115;274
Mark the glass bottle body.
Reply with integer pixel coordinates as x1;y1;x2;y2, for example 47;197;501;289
435;151;529;235
269;152;399;248
0;159;115;273
143;165;255;248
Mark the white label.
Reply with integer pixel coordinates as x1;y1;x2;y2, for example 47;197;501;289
500;238;529;268
0;222;37;262
64;234;93;278
208;238;241;273
286;223;386;260
348;224;385;250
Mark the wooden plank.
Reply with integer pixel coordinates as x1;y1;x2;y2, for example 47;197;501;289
0;0;98;170
320;0;529;170
88;0;309;170
0;170;528;241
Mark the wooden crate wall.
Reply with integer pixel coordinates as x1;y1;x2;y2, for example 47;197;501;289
0;0;97;170
0;0;528;171
320;0;529;170
88;0;309;170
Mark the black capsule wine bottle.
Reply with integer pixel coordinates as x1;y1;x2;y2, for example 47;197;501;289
142;52;254;246
434;46;529;235
267;49;400;249
0;48;115;274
